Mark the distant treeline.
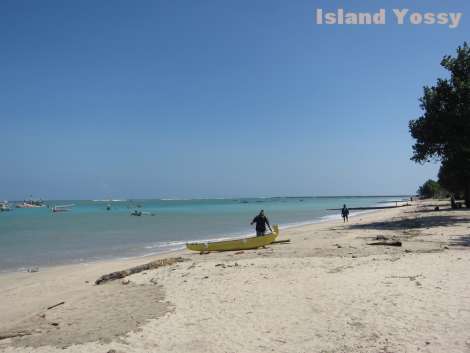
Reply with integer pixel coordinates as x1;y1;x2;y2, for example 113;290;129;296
417;179;449;199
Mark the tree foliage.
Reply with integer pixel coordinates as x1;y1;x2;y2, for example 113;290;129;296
417;179;444;198
438;159;465;198
409;42;470;207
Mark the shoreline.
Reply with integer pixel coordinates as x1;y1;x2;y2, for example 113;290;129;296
0;205;411;279
0;202;407;275
2;199;469;352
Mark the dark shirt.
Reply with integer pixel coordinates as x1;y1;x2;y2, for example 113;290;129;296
252;215;270;232
341;207;349;216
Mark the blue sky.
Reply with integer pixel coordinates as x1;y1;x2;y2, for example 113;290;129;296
1;0;468;200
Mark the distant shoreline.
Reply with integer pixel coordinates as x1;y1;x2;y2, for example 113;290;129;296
3;195;411;203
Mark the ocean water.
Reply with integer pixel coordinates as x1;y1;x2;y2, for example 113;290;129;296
0;196;407;271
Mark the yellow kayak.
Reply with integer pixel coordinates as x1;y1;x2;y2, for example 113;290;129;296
186;225;279;252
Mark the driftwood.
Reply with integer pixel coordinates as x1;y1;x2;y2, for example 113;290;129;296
0;330;32;340
95;257;185;285
368;241;402;247
271;239;291;244
47;301;65;310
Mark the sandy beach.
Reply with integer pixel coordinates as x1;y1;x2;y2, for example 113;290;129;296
1;200;469;353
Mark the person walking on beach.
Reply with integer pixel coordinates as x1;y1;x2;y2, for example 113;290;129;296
251;210;272;236
341;204;349;222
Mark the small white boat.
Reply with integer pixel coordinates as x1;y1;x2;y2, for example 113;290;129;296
52;204;75;213
16;198;45;208
0;201;11;212
17;202;45;208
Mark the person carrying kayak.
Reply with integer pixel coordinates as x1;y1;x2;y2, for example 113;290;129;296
251;210;272;236
341;204;349;222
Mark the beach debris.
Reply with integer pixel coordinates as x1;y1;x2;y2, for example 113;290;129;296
335;244;342;248
107;349;117;353
367;241;402;247
95;257;186;285
121;278;130;285
27;267;39;273
234;251;244;255
375;235;389;241
0;330;32;341
47;301;65;310
50;322;59;327
150;277;158;285
215;263;226;268
389;274;423;281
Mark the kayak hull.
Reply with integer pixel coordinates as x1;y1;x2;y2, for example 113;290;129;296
186;225;279;252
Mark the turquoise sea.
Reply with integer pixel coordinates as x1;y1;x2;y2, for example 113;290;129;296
0;196;407;271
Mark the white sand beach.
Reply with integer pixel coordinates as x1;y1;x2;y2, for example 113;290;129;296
1;200;470;353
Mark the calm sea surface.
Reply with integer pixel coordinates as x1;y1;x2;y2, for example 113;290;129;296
0;196;407;271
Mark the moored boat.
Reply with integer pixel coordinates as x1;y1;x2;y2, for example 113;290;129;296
16;198;45;208
0;201;11;212
52;204;74;213
186;224;279;252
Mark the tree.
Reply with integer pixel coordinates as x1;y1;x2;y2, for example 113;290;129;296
438;159;465;198
409;42;470;207
417;179;443;198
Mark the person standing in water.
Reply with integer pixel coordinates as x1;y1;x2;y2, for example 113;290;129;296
251;210;272;236
341;204;349;222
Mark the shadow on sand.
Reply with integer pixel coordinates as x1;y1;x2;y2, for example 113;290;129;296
347;214;470;231
449;235;470;247
405;206;469;214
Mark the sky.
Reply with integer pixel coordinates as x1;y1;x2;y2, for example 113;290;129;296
1;0;468;200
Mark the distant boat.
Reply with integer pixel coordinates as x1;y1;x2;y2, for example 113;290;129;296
0;201;11;212
130;210;155;216
186;225;279;252
52;204;74;213
16;199;45;208
92;199;127;202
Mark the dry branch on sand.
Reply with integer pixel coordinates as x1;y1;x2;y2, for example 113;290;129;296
47;301;65;310
367;241;402;246
95;257;186;285
0;330;32;341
